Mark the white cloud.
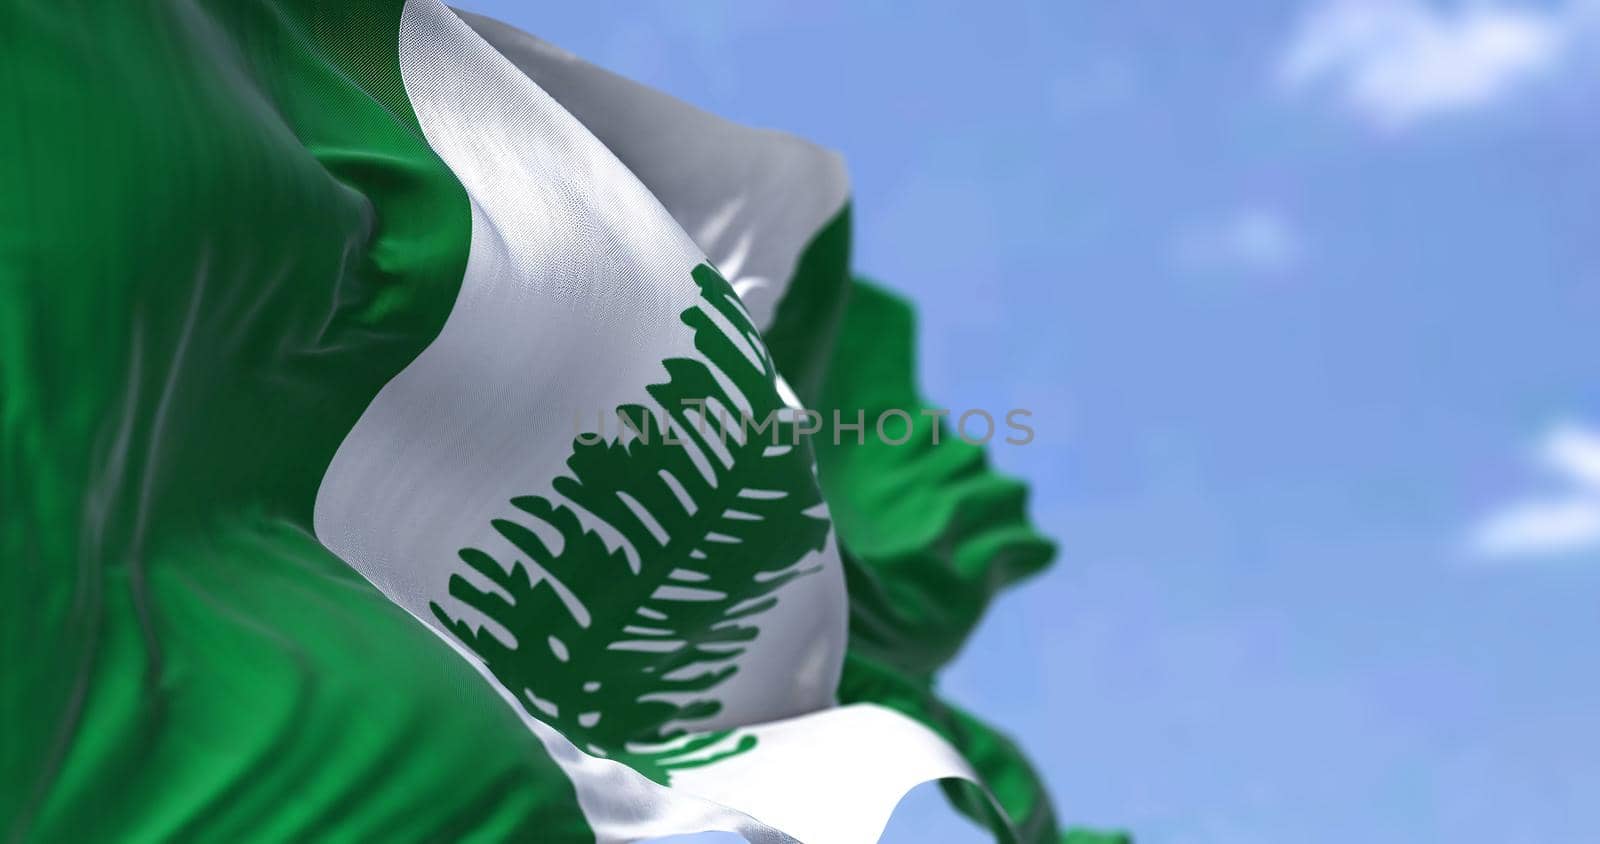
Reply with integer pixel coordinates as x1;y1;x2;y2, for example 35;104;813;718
1540;422;1600;487
1279;0;1594;129
1469;421;1600;559
1176;208;1302;275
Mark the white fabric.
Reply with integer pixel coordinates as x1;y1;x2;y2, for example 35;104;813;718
314;2;991;840
458;9;850;332
668;705;980;844
320;0;845;735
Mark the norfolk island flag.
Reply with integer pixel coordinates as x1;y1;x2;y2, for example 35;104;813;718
2;2;1124;842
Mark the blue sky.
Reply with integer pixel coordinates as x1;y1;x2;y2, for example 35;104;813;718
459;1;1600;840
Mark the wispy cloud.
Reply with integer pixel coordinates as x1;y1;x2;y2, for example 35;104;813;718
1175;208;1302;276
1469;422;1600;559
1279;0;1594;129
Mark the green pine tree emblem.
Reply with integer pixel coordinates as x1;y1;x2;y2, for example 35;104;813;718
431;264;831;784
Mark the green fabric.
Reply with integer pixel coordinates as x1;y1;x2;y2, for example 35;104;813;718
1061;830;1135;844
2;2;586;839
761;205;853;409
792;272;1129;842
815;281;1055;677
4;0;1131;839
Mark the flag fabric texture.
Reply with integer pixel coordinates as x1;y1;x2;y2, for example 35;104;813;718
2;2;1124;842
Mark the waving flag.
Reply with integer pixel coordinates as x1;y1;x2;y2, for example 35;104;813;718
2;2;1124;842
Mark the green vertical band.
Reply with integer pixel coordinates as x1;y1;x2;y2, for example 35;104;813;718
793;269;1127;841
2;2;587;838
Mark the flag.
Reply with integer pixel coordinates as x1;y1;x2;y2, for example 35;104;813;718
2;2;1126;841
